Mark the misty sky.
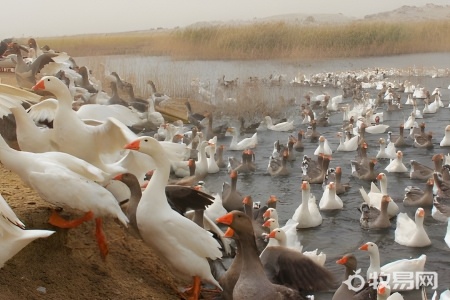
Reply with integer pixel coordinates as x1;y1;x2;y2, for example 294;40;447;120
3;0;449;38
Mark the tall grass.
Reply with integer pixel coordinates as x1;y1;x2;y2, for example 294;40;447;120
26;20;450;60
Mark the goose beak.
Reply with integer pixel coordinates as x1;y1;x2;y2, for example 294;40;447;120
124;140;141;150
32;79;45;91
359;243;369;251
223;227;234;238
113;174;123;180
336;256;348;265
216;212;233;226
268;230;277;239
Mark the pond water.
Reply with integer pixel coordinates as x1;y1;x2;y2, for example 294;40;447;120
78;52;450;299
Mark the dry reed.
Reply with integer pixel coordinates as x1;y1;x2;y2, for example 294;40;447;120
22;20;450;61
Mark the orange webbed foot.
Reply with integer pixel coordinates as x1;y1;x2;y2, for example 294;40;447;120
48;210;94;228
95;217;109;260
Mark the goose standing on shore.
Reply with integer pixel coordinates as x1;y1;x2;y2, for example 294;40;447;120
0;134;129;259
124;136;223;299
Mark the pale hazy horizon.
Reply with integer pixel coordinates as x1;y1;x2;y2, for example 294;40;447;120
2;0;449;38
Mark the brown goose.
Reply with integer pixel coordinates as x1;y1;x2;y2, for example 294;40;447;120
305;120;320;142
123;84;148;113
204;112;228;141
333;254;377;300
110;71;129;91
268;150;290;177
216;211;305;299
218;227;242;300
293;130;304;152
242;196;269;254
403;178;434;207
414;122;427;144
413;132;433;149
393;124;407;148
234;149;256;174
222;170;245;212
409;153;443;180
147;80;170;106
5;42;54;89
77;66;98;93
107;81;129;106
303;155;330;184
433;171;450;198
185;101;205;129
260;230;334;293
351;159;378;182
359;195;391;229
216;145;227;168
328;166;351;195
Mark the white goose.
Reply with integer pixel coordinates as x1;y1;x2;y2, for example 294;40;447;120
264;116;294;132
359;173;400;218
314;136;333;156
404;112;418;130
9;105;54;153
440;125;450;147
0;193;55;268
446;218;450;249
206;144;220;174
266;227;326;266
124;136;222;298
0;134;129;259
262;208;304;250
31;76;137;174
336;131;358;152
385;151;408;173
359;242;426;291
376;138;395;159
173;140;210;178
33;76;186;182
292;181;322;229
319;182;343;210
377;282;404;300
395;207;431;247
423;98;438;114
225;127;257;150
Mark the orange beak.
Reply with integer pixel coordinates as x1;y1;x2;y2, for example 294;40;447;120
113;174;123;180
359;243;369;251
262;220;271;228
32;79;45;91
268;230;277;239
223;227;234;238
336;256;348;265
216;212;234;226
377;285;386;295
301;181;308;190
242;196;251;205
418;208;425;217
124;140;140;150
376;173;384;180
263;210;271;219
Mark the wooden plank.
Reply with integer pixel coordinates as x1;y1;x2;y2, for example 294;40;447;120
155;98;215;123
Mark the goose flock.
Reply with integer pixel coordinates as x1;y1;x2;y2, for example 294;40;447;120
1;39;450;299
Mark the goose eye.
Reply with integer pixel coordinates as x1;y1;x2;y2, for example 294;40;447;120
144;139;148;142
46;78;50;81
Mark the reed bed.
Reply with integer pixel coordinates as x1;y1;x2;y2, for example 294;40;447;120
29;20;450;60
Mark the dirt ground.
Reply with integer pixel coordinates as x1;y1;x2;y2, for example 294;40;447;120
0;72;202;300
